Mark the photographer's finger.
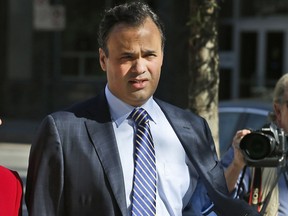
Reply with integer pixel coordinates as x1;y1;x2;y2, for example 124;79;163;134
241;129;251;136
233;129;251;149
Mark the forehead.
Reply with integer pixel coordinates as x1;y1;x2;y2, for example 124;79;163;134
107;18;161;42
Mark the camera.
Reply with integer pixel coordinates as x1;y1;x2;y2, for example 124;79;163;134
239;123;287;167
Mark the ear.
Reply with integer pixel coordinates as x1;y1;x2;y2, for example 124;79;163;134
274;103;282;123
99;48;107;71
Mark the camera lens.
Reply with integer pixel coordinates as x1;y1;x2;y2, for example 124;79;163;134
240;132;275;160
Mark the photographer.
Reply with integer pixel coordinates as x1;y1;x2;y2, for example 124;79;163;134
222;74;288;216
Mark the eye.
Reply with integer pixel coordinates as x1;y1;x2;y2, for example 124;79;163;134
121;55;131;59
144;52;157;59
120;53;134;60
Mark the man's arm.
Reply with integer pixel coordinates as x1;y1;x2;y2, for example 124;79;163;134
25;115;64;216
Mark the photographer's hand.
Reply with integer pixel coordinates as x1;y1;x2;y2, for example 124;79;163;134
225;129;251;192
232;129;251;168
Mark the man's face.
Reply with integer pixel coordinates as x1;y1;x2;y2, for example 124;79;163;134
99;18;163;107
274;90;288;133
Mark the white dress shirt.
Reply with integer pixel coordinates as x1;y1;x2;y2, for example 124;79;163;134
105;86;198;216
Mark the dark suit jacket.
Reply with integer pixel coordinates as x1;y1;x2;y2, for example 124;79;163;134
25;90;260;216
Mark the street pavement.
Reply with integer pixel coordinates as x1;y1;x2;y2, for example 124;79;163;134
0;143;30;178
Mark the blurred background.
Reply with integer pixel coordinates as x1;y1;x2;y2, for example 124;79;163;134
1;0;288;214
1;0;287;124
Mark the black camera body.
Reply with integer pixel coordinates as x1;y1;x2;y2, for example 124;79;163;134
239;123;287;167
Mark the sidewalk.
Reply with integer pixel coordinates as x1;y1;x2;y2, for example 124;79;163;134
0;119;39;216
0;119;38;178
0;142;30;178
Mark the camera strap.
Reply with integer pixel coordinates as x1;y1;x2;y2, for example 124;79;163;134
249;168;262;212
236;165;247;198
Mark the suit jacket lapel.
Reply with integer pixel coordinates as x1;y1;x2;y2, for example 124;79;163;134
156;100;264;216
155;99;208;165
155;99;228;193
85;91;128;216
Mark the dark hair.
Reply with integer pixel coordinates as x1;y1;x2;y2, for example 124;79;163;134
98;1;165;55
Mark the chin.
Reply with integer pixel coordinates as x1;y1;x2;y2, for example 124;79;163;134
129;96;149;107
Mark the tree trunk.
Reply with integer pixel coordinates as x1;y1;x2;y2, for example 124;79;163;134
188;0;220;157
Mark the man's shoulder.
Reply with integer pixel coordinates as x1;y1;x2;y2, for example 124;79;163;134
48;97;97;118
51;91;107;119
43;91;111;129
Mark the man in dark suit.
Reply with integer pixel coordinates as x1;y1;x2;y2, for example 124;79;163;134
25;2;260;215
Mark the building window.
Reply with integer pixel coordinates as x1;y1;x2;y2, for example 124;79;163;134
240;0;288;17
218;24;233;51
265;32;283;86
61;0;106;79
240;32;257;97
218;0;233;18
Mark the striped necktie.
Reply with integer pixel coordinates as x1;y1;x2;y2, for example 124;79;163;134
130;108;157;216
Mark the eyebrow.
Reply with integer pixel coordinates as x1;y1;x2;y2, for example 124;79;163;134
121;49;157;56
143;50;157;55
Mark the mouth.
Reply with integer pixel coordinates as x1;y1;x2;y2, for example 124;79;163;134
129;78;148;89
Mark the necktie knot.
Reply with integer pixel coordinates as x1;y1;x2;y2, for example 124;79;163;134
130;108;150;126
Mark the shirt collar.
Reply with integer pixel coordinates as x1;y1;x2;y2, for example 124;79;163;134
105;85;157;127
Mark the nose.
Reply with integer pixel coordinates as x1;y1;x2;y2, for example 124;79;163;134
132;58;146;74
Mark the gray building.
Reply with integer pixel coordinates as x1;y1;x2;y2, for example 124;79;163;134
1;0;190;120
218;0;288;99
1;0;288;120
